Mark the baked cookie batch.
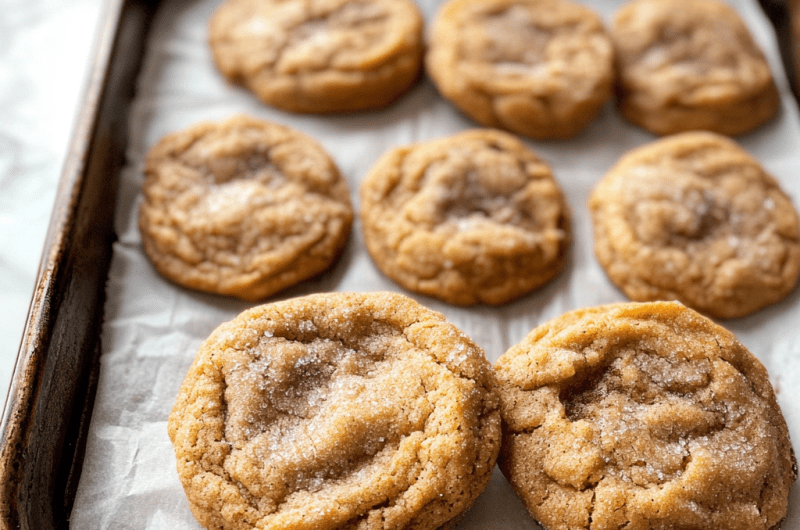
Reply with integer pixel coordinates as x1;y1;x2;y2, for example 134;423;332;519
151;0;799;528
590;131;800;319
612;0;780;136
208;0;425;113
139;115;353;301
360;129;570;305
169;292;501;529
426;0;615;139
495;301;796;530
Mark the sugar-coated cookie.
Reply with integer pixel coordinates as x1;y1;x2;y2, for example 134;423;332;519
589;132;800;319
426;0;614;139
611;0;779;136
138;115;353;300
494;301;796;530
360;129;571;305
208;0;424;113
168;291;501;530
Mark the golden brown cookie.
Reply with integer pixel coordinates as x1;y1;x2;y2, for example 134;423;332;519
138;115;353;301
208;0;424;113
359;129;571;305
168;291;501;530
611;0;780;136
494;301;797;530
589;132;800;319
426;0;614;139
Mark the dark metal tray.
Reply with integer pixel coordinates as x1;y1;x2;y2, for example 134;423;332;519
0;1;157;528
0;0;798;528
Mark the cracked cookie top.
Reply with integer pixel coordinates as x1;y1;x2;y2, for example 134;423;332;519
208;0;424;113
589;131;800;319
494;301;796;530
168;291;501;530
359;129;570;305
426;0;614;139
138;115;353;301
611;0;779;135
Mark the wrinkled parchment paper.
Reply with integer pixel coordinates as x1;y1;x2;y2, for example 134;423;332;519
71;0;800;527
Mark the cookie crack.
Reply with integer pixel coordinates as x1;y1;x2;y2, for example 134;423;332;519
510;424;544;435
161;133;208;167
713;345;765;403
279;2;390;74
213;390;265;515
402;323;486;387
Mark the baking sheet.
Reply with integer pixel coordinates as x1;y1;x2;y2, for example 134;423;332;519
70;0;800;527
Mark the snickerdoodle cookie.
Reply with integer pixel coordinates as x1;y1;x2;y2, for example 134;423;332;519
494;301;796;530
360;129;570;305
611;0;779;136
138;115;353;301
168;291;501;530
426;0;614;139
589;132;800;319
208;0;424;113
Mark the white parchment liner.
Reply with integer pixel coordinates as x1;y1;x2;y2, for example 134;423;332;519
72;0;800;527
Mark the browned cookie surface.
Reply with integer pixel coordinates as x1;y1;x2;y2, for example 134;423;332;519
589;131;800;319
208;0;423;113
426;0;614;139
138;115;353;300
611;0;779;136
168;291;501;530
494;301;796;530
360;129;571;305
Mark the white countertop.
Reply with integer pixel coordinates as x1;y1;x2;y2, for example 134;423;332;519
0;0;104;397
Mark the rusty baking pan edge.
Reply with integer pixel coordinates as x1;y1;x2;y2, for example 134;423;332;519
763;0;800;102
0;0;798;529
0;0;158;528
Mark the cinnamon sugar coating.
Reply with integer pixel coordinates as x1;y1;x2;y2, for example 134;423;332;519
589;132;800;319
494;301;796;530
611;0;779;136
208;0;423;113
168;291;501;530
138;115;353;301
426;0;614;139
359;129;571;305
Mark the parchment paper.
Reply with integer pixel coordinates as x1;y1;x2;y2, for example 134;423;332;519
71;0;800;527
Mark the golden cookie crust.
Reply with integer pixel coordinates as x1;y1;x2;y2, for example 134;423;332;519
208;0;424;113
138;115;353;301
589;132;800;319
494;301;797;530
426;0;614;139
359;129;571;305
611;0;779;136
168;291;501;530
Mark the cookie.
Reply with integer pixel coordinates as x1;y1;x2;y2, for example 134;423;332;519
359;129;571;305
426;0;614;139
168;291;501;530
494;301;797;530
589;131;800;319
138;115;353;301
208;0;424;113
611;0;780;136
